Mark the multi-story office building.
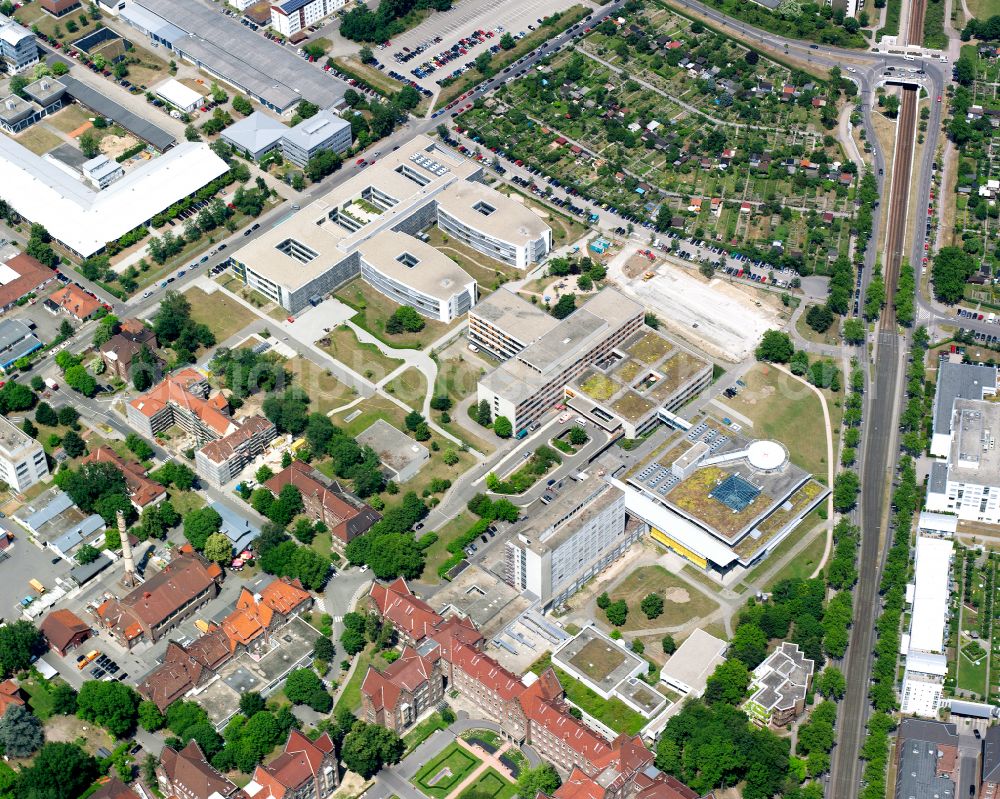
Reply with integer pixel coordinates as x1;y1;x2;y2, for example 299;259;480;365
358;231;477;322
228;135;550;313
504;476;637;610
270;0;346;36
0;413;48;492
926;399;1000;524
930;361;997;457
468;289;558;360
276;110;352;166
476;289;645;434
0;15;38;74
436;181;551;268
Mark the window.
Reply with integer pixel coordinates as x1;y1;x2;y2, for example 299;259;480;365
395;164;431;186
473;200;496;216
396;252;420;268
275;238;319;264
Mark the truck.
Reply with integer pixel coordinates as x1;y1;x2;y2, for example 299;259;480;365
28;579;44;594
43;377;58;391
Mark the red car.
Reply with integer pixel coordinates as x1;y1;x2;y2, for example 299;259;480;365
356;158;366;166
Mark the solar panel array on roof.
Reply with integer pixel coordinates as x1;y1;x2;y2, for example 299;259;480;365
710;475;761;511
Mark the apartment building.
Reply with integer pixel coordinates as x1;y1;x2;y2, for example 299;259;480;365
95;549;223;649
981;727;1000;799
228;134;550;313
361;647;443;733
895;720;959;799
743;642;814;727
0;15;38;73
477;289;645;433
263;460;380;548
926;399;1000;524
358;231;477;322
504;477;637;610
195;415;277;487
436;181;551;268
270;0;346;36
0;413;48;492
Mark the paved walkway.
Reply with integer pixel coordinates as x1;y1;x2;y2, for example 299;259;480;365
446;738;517;798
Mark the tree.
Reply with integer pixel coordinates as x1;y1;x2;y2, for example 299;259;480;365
340;721;404;778
806;304;834;333
138;700;165;732
184;506;223;550
64;365;97;397
815;666;847;699
755;330;794;362
59;406;81;430
596;592;611;610
283;668;331;712
77;680;140;737
0;621;45;677
932;246;978;303
61;430;86;458
842;318;865;344
605;599;628;626
132;345;159;391
35;402;58;427
641;593;664;619
314;636;335;662
729;623;768;668
386;306;425;334
232;95;253;115
366;532;424;580
79;131;100;158
499;31;515;49
75;544;100;565
833;470;860;512
359;45;375;63
476;399;492;426
552;293;576;319
517;765;561;798
50;683;78;716
704;659;751;705
662;634;677;655
203;532;234;564
14;742;97;799
493;416;513;438
239;692;266;718
0;705;43;757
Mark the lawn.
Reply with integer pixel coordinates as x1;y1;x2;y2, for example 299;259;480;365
331;393;412;438
286;357;357;415
413;743;482;799
403;711;449;755
610;565;719;632
335;644;378;714
958;640;990;695
385;368;427;411
422;512;472;583
168;489;205;518
724;363;830;477
434;355;485;405
184;286;259;342
425;227;521;291
336;278;458;349
15;126;63;156
46;105;93;135
763;511;828;588
318;325;403;382
22;674;58;721
968;0;1000;17
457;769;516;799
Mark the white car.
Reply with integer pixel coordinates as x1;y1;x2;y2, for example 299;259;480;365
574;417;587;427
558;412;572;423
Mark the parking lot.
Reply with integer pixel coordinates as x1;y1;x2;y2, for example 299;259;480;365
0;521;73;625
371;0;589;92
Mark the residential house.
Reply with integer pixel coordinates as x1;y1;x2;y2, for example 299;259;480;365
90;777;140;799
100;318;160;383
248;729;338;799
81;447;167;510
264;460;380;549
157;740;247;799
137;630;231;710
40;608;92;656
0;253;54;314
47;284;102;320
361;646;444;734
0;680;25;719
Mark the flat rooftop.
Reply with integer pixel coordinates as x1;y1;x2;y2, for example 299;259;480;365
934;362;998;436
626;419;811;543
570;330;711;423
358;230;474;300
909;535;953;654
355;419;428;474
479;289;644;404
232;135;477;291
659;628;727;695
470;288;559;343
436;181;549;242
950;398;1000;478
127;0;347;111
512;476;622;556
0;412;40;459
552;626;645;695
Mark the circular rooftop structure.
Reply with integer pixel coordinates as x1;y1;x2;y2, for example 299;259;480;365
746;440;787;472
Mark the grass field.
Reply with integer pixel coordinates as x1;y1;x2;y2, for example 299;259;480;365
337;278;456;349
457;769;516;799
286;357;358;415
403;711;449;755
763;513;828;588
611;565;719;631
318;325;403;382
958;640;990;695
385;368;427;411
434;355;485;404
422;512;472;583
424;228;521;291
724;364;829;476
335;644;379;713
15;126;63;155
46;105;93;134
413;743;482;799
968;0;1000;18
185;287;259;342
